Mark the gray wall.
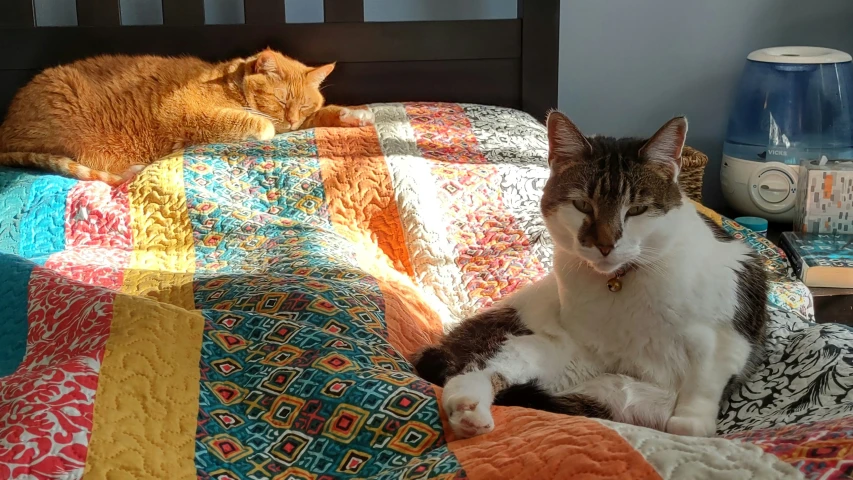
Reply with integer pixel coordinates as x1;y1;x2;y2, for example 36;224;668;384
364;0;514;21
558;0;853;208
31;0;853;207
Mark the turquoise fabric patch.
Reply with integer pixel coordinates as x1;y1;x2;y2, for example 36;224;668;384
0;254;35;377
19;176;76;261
182;131;326;225
0;168;39;254
185;137;461;478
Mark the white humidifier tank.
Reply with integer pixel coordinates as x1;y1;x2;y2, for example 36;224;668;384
721;46;853;222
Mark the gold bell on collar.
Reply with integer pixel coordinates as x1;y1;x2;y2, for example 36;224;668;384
606;264;632;293
606;276;623;292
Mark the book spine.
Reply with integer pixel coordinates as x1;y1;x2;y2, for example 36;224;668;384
780;234;805;280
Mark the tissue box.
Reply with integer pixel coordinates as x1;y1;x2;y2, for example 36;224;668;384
795;159;853;234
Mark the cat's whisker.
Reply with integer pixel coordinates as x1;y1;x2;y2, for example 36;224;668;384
637;265;666;281
242;107;277;122
645;264;669;280
635;254;667;269
633;255;670;279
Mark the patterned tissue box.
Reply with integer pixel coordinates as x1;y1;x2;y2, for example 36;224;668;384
795;159;853;234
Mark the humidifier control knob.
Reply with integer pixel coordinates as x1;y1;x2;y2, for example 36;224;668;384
757;170;792;203
748;164;797;214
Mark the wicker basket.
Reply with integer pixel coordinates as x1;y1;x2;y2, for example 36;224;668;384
680;146;708;203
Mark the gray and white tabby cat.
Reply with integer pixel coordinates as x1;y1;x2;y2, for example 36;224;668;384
414;112;769;438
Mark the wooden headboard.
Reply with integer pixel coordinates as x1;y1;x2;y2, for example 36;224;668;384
0;0;560;122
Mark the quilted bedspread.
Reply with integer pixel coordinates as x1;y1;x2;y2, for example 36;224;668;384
1;103;852;480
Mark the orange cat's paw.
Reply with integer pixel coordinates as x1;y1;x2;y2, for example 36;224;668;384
339;108;374;127
253;120;276;141
246;117;276;142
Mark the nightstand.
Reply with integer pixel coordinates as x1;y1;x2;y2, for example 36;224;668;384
766;222;853;325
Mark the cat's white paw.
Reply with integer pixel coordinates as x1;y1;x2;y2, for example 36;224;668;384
446;396;494;439
665;415;716;437
254;120;276;141
340;108;375;127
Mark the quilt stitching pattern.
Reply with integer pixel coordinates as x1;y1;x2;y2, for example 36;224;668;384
0;267;113;480
183;136;462;479
0;102;840;480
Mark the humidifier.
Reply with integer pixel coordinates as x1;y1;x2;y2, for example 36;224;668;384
720;46;853;222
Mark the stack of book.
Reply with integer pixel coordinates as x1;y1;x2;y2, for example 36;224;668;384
780;232;853;288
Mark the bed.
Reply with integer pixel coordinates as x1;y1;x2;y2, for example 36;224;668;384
1;2;852;479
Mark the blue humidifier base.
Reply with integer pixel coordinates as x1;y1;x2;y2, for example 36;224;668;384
721;155;798;222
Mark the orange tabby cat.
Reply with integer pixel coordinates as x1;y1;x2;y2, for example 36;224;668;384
0;49;372;185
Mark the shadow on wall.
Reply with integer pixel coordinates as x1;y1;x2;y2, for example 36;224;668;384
557;0;853;210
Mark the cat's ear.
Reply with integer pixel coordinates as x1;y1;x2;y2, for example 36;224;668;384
640;116;688;180
546;110;591;168
307;63;335;88
254;49;280;77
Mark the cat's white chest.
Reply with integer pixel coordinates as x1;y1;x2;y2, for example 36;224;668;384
556;272;694;388
502;211;751;393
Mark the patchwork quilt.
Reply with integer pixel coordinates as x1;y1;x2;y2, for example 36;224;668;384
0;102;851;480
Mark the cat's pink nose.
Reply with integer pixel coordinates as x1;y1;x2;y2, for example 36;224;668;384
597;245;613;257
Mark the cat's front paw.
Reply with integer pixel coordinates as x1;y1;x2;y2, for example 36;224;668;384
665;415;716;437
253;120;276;141
445;396;494;439
246;117;276;142
339;108;374;127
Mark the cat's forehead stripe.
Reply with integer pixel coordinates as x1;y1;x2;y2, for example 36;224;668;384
542;135;683;219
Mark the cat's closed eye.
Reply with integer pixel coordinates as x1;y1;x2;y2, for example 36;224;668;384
626;205;648;216
572;199;594;214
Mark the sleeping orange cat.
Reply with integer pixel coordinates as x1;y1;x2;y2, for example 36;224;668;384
0;49;372;185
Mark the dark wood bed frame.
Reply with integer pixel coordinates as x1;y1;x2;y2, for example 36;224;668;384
0;0;560;122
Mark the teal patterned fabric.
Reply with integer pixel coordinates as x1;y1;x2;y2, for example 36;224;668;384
182;135;464;479
721;218;814;318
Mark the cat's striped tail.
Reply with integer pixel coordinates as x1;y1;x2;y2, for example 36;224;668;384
0;152;129;186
